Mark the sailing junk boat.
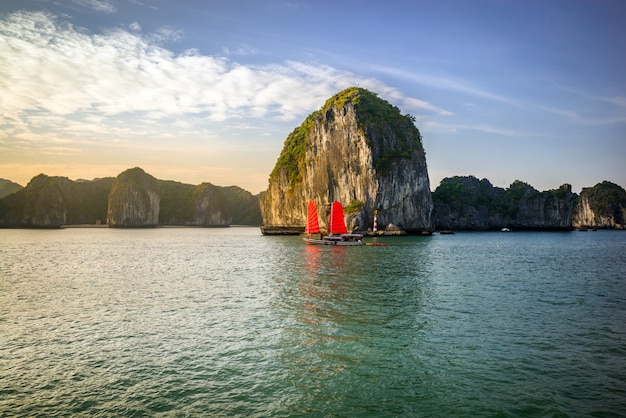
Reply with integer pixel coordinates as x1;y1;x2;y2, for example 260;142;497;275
303;200;364;246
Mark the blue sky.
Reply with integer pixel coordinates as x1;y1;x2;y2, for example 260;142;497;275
1;0;624;194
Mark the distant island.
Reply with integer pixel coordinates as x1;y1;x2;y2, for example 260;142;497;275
1;87;624;231
0;170;624;231
432;176;626;231
0;167;262;228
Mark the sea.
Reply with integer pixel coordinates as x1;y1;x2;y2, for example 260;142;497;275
1;227;625;417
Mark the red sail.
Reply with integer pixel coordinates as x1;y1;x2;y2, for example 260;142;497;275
328;201;348;234
305;200;321;235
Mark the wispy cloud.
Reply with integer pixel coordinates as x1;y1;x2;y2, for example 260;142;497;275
72;0;117;14
548;84;626;125
431;121;536;138
222;44;261;56
377;65;626;127
0;11;438;131
369;65;524;107
456;124;535;138
539;105;626;126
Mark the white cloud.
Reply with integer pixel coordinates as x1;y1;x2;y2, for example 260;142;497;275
0;11;442;128
129;21;141;32
0;11;453;192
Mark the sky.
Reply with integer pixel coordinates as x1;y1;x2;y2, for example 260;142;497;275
1;0;625;195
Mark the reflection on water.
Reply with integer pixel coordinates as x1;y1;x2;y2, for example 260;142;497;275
272;239;438;415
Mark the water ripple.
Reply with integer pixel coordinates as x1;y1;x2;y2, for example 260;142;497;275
1;229;625;416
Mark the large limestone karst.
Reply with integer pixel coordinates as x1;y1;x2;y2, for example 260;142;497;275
260;87;433;234
107;167;159;227
572;181;626;229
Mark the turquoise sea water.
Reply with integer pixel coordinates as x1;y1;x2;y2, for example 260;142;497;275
1;227;625;417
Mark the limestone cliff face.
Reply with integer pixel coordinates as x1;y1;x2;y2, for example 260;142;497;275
29;175;67;227
0;174;67;227
27;175;68;227
507;182;575;229
572;181;626;229
0;174;114;227
260;87;433;233
107;168;159;227
433;176;576;230
192;183;230;226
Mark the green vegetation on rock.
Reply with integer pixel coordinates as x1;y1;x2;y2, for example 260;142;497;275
158;180;196;224
433;176;506;216
109;167;157;205
0;174;115;227
432;176;578;230
221;186;263;225
322;87;425;169
0;179;22;199
580;181;626;216
343;199;363;214
270;113;317;189
269;86;425;188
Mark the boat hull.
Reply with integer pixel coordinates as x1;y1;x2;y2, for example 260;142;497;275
303;236;364;246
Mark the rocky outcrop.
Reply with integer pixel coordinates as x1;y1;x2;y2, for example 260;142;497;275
191;183;230;226
0;174;67;227
572;181;626;229
107;168;159;227
0;179;22;199
432;176;576;230
157;181;259;226
260;87;433;234
0;174;113;227
505;181;575;229
220;186;263;226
